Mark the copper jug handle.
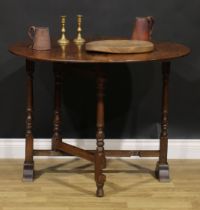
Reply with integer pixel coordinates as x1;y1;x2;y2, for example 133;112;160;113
28;26;36;40
147;16;155;39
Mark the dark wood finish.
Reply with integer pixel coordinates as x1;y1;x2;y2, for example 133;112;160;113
95;70;106;197
34;150;67;156
9;40;190;197
23;59;35;182
34;150;160;157
52;64;62;150
104;150;159;157
56;142;94;162
9;41;190;63
155;62;170;182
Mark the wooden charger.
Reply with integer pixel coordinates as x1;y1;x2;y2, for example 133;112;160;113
85;40;154;54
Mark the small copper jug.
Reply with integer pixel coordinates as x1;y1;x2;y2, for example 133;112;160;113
132;16;154;41
28;26;51;50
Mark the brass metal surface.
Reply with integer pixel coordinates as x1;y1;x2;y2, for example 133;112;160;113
74;15;85;44
57;16;69;45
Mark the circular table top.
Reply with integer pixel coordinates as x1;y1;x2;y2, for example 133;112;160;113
8;39;190;63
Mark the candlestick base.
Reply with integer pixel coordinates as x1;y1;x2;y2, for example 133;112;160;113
74;37;85;44
58;35;69;45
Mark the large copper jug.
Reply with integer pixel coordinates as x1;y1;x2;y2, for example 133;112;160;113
132;16;154;41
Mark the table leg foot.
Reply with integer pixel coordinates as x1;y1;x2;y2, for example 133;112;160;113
23;161;34;182
96;174;106;197
95;152;106;197
155;161;170;182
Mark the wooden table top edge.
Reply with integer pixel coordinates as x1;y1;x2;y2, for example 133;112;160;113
8;39;191;64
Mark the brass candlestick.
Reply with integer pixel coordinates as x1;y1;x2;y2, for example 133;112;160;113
74;15;85;44
58;15;69;45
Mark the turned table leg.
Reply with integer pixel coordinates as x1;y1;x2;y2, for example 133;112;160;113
156;62;170;182
23;59;35;181
52;64;62;151
95;70;106;197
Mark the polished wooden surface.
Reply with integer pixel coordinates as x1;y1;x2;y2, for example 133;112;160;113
95;71;106;197
23;60;34;181
52;65;62;151
0;159;199;210
9;40;190;63
155;62;170;182
33;150;160;157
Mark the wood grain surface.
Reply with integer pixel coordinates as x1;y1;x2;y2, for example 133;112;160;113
8;39;190;63
85;40;154;53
